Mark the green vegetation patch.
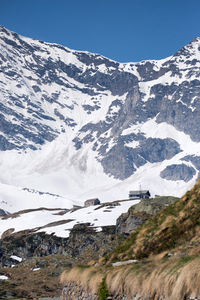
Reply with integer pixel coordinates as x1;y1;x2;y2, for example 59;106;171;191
98;276;109;300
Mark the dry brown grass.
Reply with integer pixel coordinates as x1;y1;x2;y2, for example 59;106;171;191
0;264;61;298
115;179;200;261
0;254;73;298
2;207;67;219
105;256;200;300
60;266;104;293
60;255;200;299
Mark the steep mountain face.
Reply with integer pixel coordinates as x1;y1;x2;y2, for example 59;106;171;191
0;25;200;204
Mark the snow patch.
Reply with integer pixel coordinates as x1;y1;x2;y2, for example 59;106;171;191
0;275;8;280
10;255;22;262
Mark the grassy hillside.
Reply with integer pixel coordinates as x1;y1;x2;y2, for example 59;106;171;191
108;179;200;262
61;179;200;299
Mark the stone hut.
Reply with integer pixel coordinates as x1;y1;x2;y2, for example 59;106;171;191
84;198;100;207
129;190;150;199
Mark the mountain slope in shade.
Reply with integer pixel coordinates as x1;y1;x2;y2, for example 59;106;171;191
0;26;200;209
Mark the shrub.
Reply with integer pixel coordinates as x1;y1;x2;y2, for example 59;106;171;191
98;276;109;300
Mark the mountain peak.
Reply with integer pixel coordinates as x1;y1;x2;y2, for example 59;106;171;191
174;37;200;59
188;36;200;49
192;36;200;42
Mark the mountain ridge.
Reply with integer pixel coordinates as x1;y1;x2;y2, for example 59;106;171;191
0;25;200;206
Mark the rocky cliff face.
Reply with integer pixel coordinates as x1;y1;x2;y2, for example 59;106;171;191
0;223;119;268
0;26;200;202
116;196;179;234
0;196;178;268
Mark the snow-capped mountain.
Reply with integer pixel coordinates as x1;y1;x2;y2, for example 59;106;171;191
0;25;200;215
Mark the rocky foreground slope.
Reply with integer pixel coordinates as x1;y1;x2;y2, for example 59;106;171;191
61;180;200;300
0;26;200;206
0;196;178;298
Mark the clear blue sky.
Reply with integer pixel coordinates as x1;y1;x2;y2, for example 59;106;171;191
1;0;200;62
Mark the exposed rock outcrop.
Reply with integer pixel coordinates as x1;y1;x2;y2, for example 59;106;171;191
0;223;119;267
116;196;179;234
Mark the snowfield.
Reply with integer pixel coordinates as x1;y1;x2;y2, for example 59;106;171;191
0;199;140;238
0;119;198;214
0;27;199;236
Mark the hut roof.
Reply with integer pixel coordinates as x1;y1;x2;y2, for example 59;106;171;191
129;190;150;195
